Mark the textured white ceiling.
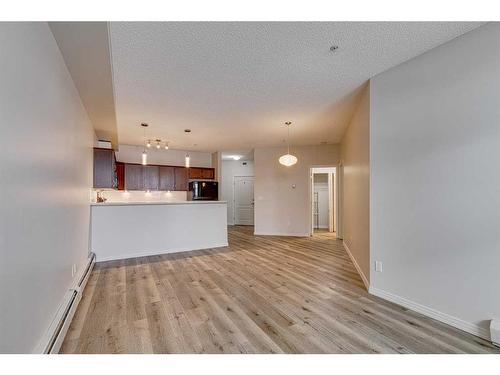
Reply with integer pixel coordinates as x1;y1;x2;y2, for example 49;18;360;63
109;22;482;152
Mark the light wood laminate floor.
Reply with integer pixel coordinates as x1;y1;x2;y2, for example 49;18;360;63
61;226;498;354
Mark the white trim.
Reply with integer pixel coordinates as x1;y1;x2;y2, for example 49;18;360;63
343;241;369;290
96;242;229;262
369;286;491;341
327;173;334;232
310;166;338;236
336;161;344;239
34;253;95;353
311;167;337;174
254;231;310;237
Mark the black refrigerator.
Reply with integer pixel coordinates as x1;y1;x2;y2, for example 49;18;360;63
188;181;218;200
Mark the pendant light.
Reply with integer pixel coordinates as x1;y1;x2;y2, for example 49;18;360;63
141;123;149;165
164;142;169;150
185;153;190;168
279;121;298;167
155;139;161;149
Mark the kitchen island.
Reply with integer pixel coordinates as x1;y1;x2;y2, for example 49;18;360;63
90;201;228;262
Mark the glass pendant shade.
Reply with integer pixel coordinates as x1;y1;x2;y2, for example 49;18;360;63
185;154;190;168
141;151;147;165
279;153;298;166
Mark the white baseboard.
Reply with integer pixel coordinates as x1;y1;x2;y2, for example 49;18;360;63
34;253;95;353
96;242;229;262
342;241;370;290
369;286;490;341
254;231;310;237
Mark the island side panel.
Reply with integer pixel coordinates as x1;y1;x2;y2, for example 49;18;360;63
91;203;228;261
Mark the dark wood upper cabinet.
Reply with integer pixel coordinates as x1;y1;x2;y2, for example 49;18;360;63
174;167;188;191
143;165;159;190
159;166;175;191
188;167;215;180
112;162;213;191
124;163;143;190
93;148;116;189
202;168;215;179
116;162;125;190
188;167;203;179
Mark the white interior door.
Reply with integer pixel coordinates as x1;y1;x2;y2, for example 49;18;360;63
234;176;254;225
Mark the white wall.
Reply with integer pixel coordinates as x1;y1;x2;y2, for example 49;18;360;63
370;23;500;338
0;23;95;352
340;85;370;287
254;145;339;236
115;144;212;167
221;160;254;224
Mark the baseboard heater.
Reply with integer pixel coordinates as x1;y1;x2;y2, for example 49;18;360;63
42;252;95;354
491;319;500;347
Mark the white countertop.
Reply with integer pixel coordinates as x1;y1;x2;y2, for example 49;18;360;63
90;200;227;207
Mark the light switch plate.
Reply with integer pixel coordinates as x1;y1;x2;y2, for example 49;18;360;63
375;261;383;272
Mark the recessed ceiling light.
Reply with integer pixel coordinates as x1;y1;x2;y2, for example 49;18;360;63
330;45;339;52
184;129;191;133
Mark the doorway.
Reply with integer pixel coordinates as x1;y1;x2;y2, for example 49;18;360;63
233;176;254;225
310;167;337;236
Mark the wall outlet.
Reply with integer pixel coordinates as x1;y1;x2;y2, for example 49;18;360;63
375;261;383;272
71;264;77;277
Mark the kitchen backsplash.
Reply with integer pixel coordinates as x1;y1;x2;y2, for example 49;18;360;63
91;189;188;203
